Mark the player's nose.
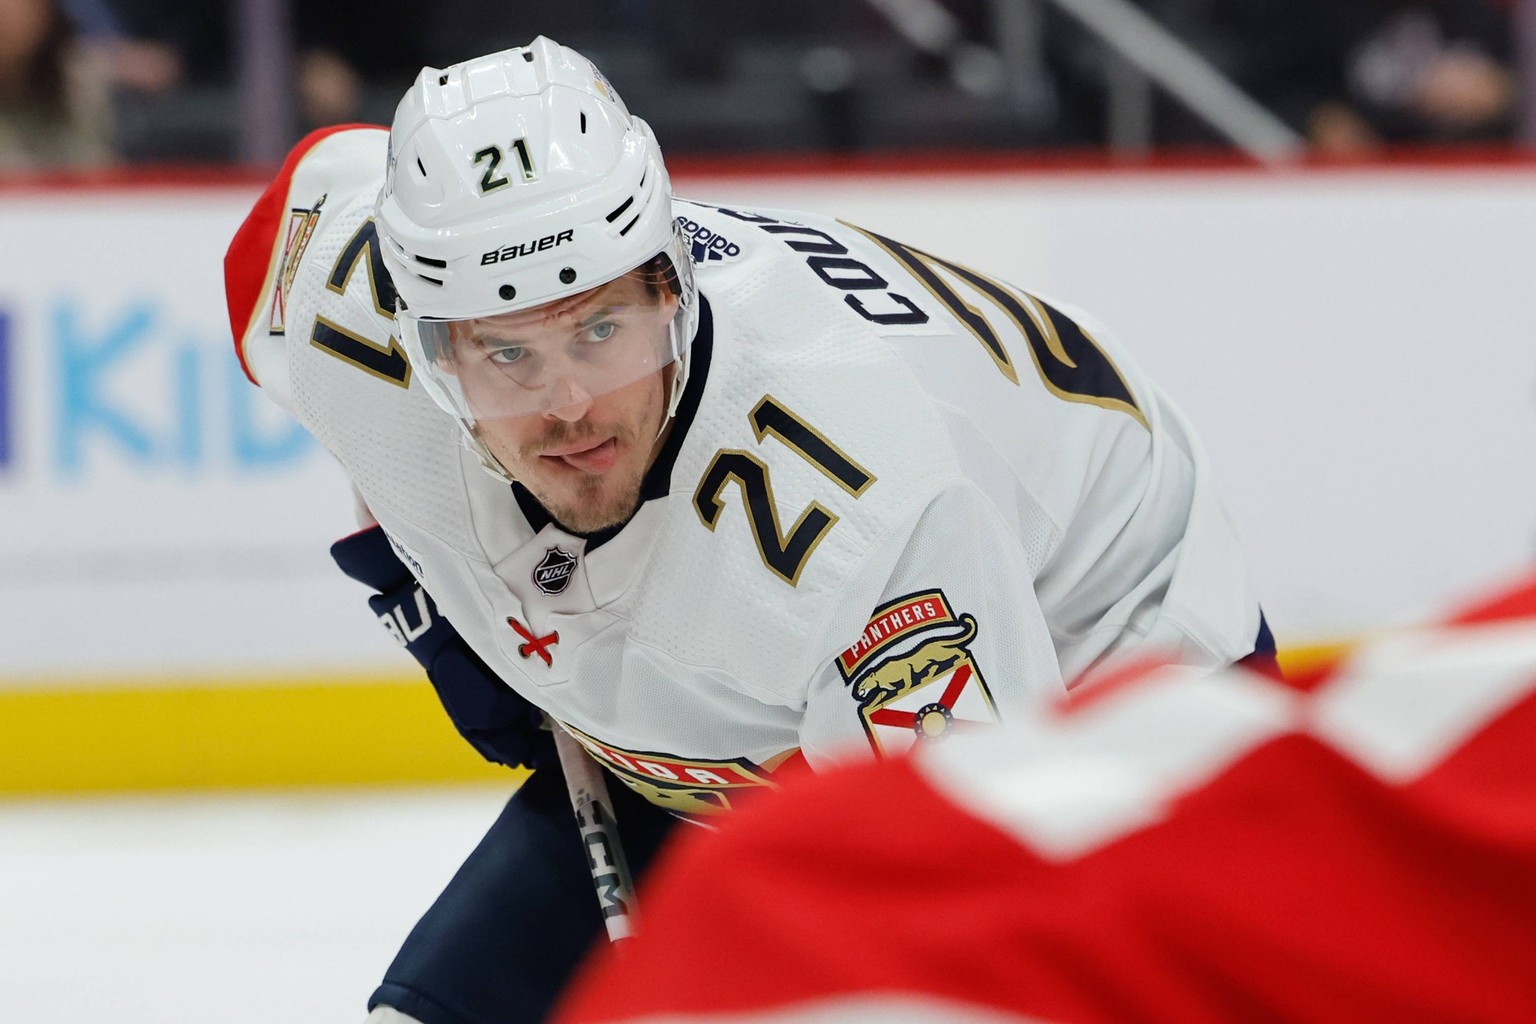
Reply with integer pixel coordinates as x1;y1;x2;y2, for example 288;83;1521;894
542;375;594;422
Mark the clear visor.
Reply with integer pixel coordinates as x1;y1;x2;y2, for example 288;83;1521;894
400;240;692;423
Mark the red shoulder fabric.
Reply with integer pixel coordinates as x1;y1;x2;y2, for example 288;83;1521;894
223;123;380;384
554;605;1536;1023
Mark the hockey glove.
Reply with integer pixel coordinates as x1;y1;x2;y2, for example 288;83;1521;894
330;525;546;770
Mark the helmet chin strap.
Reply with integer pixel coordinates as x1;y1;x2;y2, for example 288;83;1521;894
656;361;684;440
465;423;519;485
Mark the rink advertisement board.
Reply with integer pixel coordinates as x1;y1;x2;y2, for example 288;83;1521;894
1;163;1534;789
0;185;493;791
0;187;408;682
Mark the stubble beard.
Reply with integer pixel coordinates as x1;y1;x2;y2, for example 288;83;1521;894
543;457;646;534
510;419;653;535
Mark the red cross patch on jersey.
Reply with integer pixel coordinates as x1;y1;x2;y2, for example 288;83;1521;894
840;591;999;757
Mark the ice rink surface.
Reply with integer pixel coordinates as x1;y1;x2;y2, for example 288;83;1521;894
0;785;516;1023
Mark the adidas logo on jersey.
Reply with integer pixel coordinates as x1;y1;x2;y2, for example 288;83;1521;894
675;216;741;264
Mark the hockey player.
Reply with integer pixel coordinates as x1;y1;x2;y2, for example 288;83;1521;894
224;37;1274;1024
554;572;1536;1023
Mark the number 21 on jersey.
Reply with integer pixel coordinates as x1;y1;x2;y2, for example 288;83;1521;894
309;219;413;387
694;396;874;586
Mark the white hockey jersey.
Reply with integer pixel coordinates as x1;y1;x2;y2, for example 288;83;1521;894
227;127;1265;816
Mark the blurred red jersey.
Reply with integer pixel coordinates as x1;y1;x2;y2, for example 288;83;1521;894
556;572;1536;1023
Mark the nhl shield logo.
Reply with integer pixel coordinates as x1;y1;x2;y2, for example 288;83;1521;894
533;547;578;595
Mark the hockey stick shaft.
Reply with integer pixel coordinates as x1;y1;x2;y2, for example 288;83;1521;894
551;724;638;942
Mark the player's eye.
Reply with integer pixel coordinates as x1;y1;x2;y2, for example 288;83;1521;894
487;345;526;365
581;320;617;343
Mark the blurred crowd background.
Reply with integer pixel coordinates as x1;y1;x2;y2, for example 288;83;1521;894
1;0;1532;170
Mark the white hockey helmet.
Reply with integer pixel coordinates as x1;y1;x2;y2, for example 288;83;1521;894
375;37;697;478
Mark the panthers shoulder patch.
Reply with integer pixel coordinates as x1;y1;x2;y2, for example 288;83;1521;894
839;590;999;757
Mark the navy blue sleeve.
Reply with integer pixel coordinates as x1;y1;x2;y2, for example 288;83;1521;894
331;525;547;769
1237;611;1281;679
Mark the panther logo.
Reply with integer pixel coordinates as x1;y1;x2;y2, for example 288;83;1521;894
853;614;978;708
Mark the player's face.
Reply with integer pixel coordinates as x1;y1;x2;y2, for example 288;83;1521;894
454;275;676;533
